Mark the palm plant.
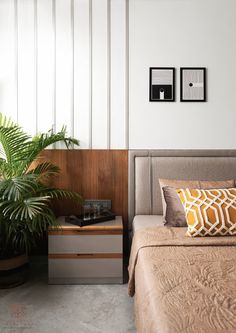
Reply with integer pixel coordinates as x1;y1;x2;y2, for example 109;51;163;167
0;114;82;259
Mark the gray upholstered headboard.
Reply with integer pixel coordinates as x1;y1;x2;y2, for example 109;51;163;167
128;150;236;229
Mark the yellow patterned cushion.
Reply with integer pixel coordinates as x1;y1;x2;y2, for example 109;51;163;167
177;188;236;237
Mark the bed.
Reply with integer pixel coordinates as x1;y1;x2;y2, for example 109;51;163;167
128;150;236;333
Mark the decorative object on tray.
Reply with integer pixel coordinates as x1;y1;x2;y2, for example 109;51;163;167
180;67;206;102
66;205;116;227
149;67;175;102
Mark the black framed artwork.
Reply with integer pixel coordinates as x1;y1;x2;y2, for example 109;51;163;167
149;67;175;102
180;67;206;102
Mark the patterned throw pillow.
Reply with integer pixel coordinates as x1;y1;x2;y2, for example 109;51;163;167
177;188;236;237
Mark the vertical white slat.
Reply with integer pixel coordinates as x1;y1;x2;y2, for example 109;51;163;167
52;0;56;140
34;0;38;133
71;0;75;144
0;0;17;122
37;0;54;134
110;0;126;149
91;0;108;149
18;0;36;135
74;0;90;148
125;0;129;149
55;0;73;148
15;0;19;123
89;0;92;149
107;0;111;149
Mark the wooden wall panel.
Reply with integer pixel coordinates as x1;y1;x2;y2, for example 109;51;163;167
40;149;128;238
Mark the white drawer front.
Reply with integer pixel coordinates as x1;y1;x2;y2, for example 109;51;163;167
48;235;122;254
48;258;122;279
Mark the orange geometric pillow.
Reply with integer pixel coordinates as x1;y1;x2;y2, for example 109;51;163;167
177;188;236;237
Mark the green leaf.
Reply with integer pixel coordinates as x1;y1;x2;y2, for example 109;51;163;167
1;196;50;220
38;187;83;204
27;162;60;180
0;175;39;201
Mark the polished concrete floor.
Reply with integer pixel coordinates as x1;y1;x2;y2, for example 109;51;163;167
0;257;136;333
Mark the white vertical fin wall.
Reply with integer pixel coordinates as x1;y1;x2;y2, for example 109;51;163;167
91;0;108;149
0;0;16;121
74;0;90;149
0;0;128;149
55;0;73;148
37;0;54;134
110;0;127;149
17;0;36;136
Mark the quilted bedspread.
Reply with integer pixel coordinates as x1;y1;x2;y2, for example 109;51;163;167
128;227;236;333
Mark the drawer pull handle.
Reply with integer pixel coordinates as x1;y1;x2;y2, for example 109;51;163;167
77;253;93;256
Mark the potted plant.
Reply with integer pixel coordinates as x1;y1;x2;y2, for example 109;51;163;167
0;114;82;288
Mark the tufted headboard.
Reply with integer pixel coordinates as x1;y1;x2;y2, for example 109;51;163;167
128;150;236;229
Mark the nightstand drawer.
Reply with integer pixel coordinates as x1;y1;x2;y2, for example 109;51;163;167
48;216;123;284
48;258;123;284
48;234;122;254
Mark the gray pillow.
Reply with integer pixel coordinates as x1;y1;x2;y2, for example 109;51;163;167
163;186;186;227
159;178;199;220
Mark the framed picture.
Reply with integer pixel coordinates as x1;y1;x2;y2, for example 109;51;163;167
180;67;206;102
149;67;175;102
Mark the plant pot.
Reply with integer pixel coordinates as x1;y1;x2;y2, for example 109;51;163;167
0;254;29;289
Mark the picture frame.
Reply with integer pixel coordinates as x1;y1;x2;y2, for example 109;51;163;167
180;67;206;102
149;67;175;102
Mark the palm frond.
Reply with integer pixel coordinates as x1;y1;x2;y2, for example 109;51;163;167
38;187;83;204
18;126;79;173
1;196;51;220
0;175;39;201
30;208;58;232
32;126;79;149
27;162;61;180
0;126;30;167
0;159;11;178
0;114;16;128
0;113;82;256
1;206;57;253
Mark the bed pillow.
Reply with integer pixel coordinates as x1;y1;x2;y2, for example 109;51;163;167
159;179;199;221
160;179;235;227
162;186;190;227
200;180;235;189
177;188;236;237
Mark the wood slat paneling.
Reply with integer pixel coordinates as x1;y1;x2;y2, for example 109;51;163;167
40;149;128;252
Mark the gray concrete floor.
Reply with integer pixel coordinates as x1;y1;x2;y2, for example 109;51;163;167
0;257;136;333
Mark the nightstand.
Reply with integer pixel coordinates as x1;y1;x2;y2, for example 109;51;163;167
48;216;123;284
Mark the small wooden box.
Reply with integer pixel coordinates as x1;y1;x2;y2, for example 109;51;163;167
48;216;123;284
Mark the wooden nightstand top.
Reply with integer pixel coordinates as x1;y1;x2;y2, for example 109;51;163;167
48;216;123;235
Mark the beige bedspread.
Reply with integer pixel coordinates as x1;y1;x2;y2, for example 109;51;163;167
128;227;236;333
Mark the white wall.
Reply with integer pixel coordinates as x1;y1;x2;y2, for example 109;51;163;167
1;0;236;149
0;0;128;149
129;0;236;149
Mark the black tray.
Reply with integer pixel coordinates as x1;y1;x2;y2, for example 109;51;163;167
65;212;116;227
